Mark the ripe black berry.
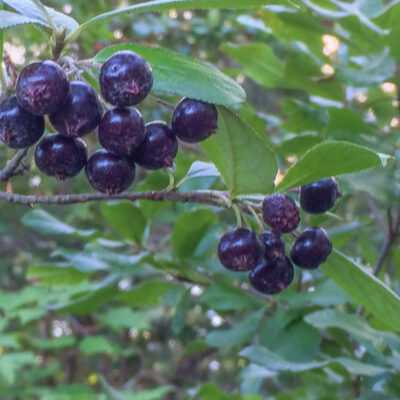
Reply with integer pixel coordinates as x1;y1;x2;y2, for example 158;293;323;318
300;178;340;214
16;60;69;115
99;107;145;156
0;96;44;148
249;257;294;295
99;50;153;106
171;98;218;143
290;227;332;269
133;121;178;170
217;228;264;272
262;194;300;233
49;81;102;137
85;150;135;194
259;230;286;262
34;134;87;180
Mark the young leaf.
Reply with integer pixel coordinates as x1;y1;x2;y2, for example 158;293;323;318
93;43;245;106
276;141;392;193
201;107;277;197
321;251;400;331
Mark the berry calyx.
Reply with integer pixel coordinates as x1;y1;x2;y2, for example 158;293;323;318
85;150;135;194
133;121;178;170
34;134;87;180
300;178;340;214
0;96;45;149
259;230;286;262
16;60;69;115
262;194;300;233
49;81;102;137
217;228;264;272
99;107;145;156
99;50;153;106
171;98;218;143
249;257;294;295
290;227;332;269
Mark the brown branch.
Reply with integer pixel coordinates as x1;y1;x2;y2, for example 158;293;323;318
0;148;28;181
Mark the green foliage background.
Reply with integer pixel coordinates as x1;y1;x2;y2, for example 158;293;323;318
1;0;400;399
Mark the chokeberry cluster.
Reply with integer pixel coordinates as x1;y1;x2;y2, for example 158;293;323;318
0;51;219;193
218;178;339;295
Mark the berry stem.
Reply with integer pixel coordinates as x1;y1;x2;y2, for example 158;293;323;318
247;205;264;233
165;168;176;191
232;204;242;228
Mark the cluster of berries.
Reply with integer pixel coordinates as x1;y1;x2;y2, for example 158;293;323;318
218;178;340;295
0;50;218;194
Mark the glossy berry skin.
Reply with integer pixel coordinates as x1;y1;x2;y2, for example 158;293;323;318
262;194;300;234
217;228;264;272
259;230;286;263
171;98;218;143
16;60;69;115
34;134;87;180
85;150;135;194
290;227;332;269
99;107;145;156
133;121;178;170
99;51;153;106
300;178;340;214
0;96;44;148
49;81;102;137
249;257;294;295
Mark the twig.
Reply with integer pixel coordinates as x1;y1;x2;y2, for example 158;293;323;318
365;193;387;234
0;149;28;181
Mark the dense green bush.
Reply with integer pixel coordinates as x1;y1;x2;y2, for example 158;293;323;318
0;0;400;399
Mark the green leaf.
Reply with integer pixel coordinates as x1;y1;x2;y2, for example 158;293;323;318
201;107;277;197
93;43;244;106
171;209;218;259
221;43;284;88
30;336;76;350
1;0;79;33
206;309;265;348
0;352;37;384
22;209;96;238
171;289;191;334
102;201;147;244
0;9;48;29
184;340;209;356
321;251;400;331
0;334;20;349
200;283;265;311
276;141;392;193
79;336;121;356
122;386;173;400
27;265;89;286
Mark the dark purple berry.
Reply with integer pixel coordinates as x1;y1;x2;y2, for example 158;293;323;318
259;230;286;262
300;178;340;214
262;194;300;234
34;134;87;180
0;96;44;148
16;60;69;115
133;121;178;170
217;228;264;272
99;107;145;156
249;257;294;295
99;50;153;106
290;227;332;269
85;150;135;194
171;98;218;143
49;81;102;137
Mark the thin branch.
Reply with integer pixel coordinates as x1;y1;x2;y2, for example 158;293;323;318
0;149;28;181
365;193;387;234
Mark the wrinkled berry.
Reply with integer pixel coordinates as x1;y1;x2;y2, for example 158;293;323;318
34;134;87;180
259;230;286;262
249;257;294;295
300;177;340;214
99;107;145;156
217;228;264;272
16;60;69;115
262;194;300;233
0;96;44;148
290;227;332;269
86;150;135;194
133;121;178;170
49;81;102;137
99;50;153;106
171;98;218;143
